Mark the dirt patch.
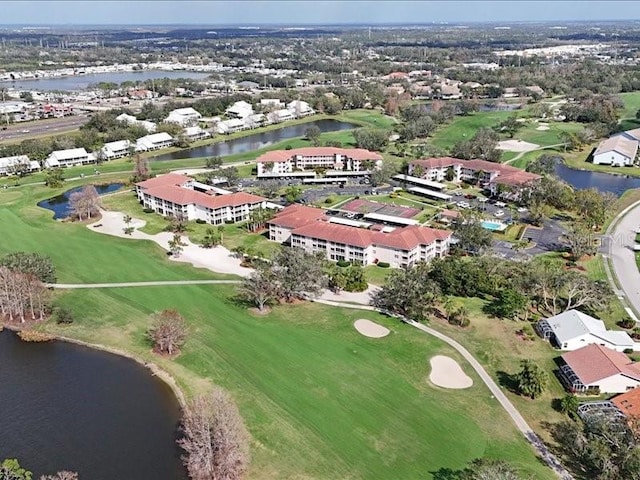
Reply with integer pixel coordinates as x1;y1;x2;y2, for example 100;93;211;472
429;355;473;389
354;319;390;338
497;139;540;152
249;307;272;316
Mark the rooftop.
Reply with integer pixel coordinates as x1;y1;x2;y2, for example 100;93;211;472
256;147;383;163
562;344;640;385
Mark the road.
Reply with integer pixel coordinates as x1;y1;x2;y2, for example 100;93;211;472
49;280;241;289
606;200;640;319
0;115;89;142
311;297;572;479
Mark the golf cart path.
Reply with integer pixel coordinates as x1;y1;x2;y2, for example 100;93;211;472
311;297;572;479
50;280;241;289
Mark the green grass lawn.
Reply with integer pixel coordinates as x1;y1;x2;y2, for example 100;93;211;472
620;92;640;120
364;264;394;286
430;110;515;150
0;171;557;478
43;285;554;480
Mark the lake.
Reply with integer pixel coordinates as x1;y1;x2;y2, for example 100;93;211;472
151;119;357;161
37;183;124;219
1;70;211;91
554;161;640;196
0;329;186;479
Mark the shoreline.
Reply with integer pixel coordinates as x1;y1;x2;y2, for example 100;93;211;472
2;323;187;409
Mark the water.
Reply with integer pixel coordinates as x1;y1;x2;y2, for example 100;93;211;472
0;329;186;479
151;119;356;161
554;161;640;196
481;220;507;231
37;183;124;219
1;70;211;91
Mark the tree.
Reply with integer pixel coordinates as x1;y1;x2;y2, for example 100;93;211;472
68;185;101;221
558;393;579;418
486;288;528;319
0;267;50;323
353;128;390;151
525;154;557;175
239;265;280;311
452;128;501;162
245;207;274;233
178;387;250;480
132;154;151;182
574;188;614;229
515;359;548;399
44;168;64;188
168;234;187;257
0;252;56;283
205;156;223;169
304;125;321;146
271;247;327;301
0;459;32;480
565;224;598;261
451;210;493;255
283;185;303;204
201;227;222;248
148;309;188;355
168;213;188;233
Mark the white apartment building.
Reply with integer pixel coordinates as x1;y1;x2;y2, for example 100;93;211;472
0;155;40;175
135;132;174;152
45;148;96;168
256;147;383;178
165;107;202;126
100;140;132;160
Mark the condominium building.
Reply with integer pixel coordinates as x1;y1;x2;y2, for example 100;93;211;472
267;204;451;267
135;173;267;225
256;147;383;178
44;148;96;168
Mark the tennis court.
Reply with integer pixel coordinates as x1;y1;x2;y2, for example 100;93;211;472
341;199;421;218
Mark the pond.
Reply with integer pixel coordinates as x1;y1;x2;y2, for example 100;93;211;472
37;183;124;220
151;119;357;161
554;161;640;196
0;329;186;479
1;70;211;92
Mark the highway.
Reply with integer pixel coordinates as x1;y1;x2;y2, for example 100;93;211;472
0;115;89;142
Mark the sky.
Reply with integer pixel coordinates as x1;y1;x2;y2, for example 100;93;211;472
2;1;639;25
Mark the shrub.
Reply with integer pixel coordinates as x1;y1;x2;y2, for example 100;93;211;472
336;259;351;267
618;318;635;329
285;144;292;150
53;306;74;324
625;348;634;354
142;208;154;213
324;197;333;204
195;219;206;224
377;262;390;268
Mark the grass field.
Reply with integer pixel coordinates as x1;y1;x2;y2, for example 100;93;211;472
0;177;557;479
430;110;515;150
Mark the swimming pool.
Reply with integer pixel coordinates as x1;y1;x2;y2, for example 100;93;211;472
481;220;508;231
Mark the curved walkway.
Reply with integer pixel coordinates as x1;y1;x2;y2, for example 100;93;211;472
604;200;640;321
312;297;572;479
50;280;241;289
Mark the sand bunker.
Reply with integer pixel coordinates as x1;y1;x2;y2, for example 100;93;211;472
497;139;540;152
354;319;390;338
429;355;473;389
536;124;550;131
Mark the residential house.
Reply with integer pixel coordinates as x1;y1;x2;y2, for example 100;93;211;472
260;98;284;109
593;132;639;166
44;148;95;168
267;204;451;267
100;140;132;160
183;126;211;141
216;118;247;135
135;132;174;152
560;344;640;394
256;147;383;178
287;100;314;117
536;309;637;352
0;155;39;176
268;109;295;123
164;107;202;127
135;173;267;225
115;113;156;133
225;100;254;119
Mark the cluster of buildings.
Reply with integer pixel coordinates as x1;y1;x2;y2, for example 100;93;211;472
255;147;383;179
592;128;640;167
215;99;314;134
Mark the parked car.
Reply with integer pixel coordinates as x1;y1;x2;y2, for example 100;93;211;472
495;201;507;208
517;207;528;213
457;201;470;209
633;244;640;251
494;210;505;217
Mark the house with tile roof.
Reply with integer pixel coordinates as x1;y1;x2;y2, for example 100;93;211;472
267;204;451;267
256;147;383;178
536;309;637;352
559;344;640;394
409;157;540;196
611;388;640;418
135;173;267;225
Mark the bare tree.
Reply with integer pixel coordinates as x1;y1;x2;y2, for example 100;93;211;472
147;309;188;355
68;185;101;221
239;266;280;311
40;472;79;480
132;154;151;182
0;267;49;323
178;387;250;480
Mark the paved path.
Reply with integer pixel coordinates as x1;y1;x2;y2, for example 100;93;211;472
50;280;241;289
605;200;640;320
312;296;573;479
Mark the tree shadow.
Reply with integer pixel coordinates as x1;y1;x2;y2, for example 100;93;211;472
496;370;520;394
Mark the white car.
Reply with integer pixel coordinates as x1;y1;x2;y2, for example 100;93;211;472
517;207;528;213
495;201;507;208
494;210;505;217
457;201;470;209
634;244;640;251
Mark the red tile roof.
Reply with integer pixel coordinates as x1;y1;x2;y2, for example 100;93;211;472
143;185;265;210
612;388;640;418
136;173;191;189
268;204;328;229
562;344;640;385
256;147;383;163
292;221;374;248
411;157;461;169
410;157;540;186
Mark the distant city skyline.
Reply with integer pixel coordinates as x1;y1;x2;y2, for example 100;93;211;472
2;1;640;26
